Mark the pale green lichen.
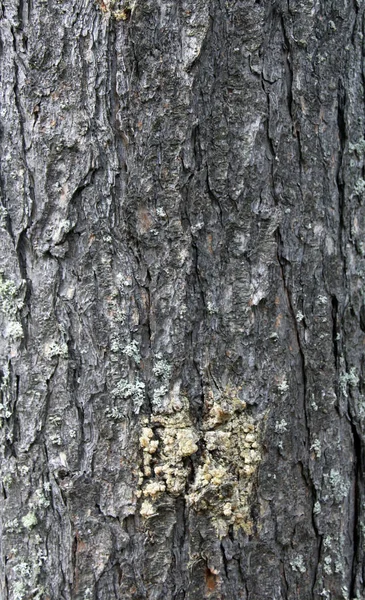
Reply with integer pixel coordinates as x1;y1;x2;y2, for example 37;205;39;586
152;354;172;411
349;139;365;154
0;273;24;341
153;354;172;380
104;405;124;420
112;378;145;413
0;205;8;227
34;488;50;509
340;367;359;397
122;340;141;364
329;469;348;502
341;587;349;600
6;321;23;340
13;562;32;600
11;553;46;600
354;178;365;196
44;340;68;360
153;384;169;406
2;473;13;486
5;518;21;533
206;300;218;315
0;273;20;314
21;512;37;530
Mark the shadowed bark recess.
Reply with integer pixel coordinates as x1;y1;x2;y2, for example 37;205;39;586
1;0;365;599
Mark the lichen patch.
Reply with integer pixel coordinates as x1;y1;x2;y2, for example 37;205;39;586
137;387;264;537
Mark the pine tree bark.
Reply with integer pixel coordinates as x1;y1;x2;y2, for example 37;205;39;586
1;0;365;598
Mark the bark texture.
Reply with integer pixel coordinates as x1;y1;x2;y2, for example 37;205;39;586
1;0;365;598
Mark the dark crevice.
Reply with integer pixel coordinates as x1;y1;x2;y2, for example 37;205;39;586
71;534;78;597
171;496;188;600
206;168;224;227
68;345;85;471
276;229;321;588
191;123;202;171
349;420;362;598
311;534;323;598
276;230;308;437
280;14;294;124
26;369;56;453
4;368;19;458
331;295;339;370
260;75;276;160
336;78;347;281
351;0;360;45
280;559;289;600
125;516;147;598
17;0;24;30
16;230;31;346
220;541;229;580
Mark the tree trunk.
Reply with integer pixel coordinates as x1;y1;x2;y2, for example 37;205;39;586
0;0;364;598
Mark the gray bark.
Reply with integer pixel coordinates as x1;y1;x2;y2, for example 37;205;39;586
0;0;364;598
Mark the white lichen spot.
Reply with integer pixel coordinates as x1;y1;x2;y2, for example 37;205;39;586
275;419;288;433
290;554;306;573
156;207;167;218
310;439;321;458
277;378;289;394
323;555;332;575
313;501;321;515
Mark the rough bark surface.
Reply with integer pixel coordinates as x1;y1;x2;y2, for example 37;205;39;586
1;0;365;598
